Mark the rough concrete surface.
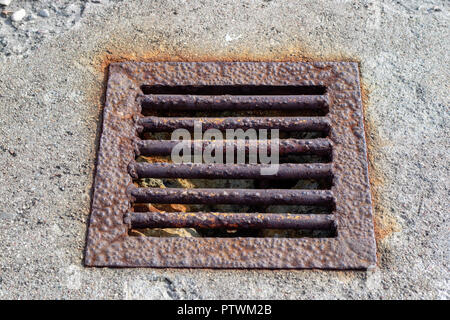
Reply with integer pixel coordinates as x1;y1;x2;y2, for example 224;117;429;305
0;0;448;299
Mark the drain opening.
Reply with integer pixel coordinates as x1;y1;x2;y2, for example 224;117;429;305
130;82;334;238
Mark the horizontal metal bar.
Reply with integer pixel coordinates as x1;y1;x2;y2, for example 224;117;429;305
125;211;335;230
140;95;329;111
139;117;330;132
129;162;332;180
130;187;334;206
136;138;332;156
140;85;326;95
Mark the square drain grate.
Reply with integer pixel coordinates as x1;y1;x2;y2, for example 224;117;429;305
85;62;376;269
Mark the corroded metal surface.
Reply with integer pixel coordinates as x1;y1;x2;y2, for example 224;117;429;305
137;138;332;156
125;212;335;230
139;116;331;132
140;94;329;112
128;162;333;179
85;62;376;269
130;187;334;206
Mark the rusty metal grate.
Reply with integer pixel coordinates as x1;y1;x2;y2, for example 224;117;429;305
84;62;376;269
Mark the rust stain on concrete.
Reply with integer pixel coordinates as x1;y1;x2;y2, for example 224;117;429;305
361;81;401;257
94;41;360;73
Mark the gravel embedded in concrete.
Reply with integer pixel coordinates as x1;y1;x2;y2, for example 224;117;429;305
10;8;25;21
0;0;12;7
0;0;448;300
38;9;49;18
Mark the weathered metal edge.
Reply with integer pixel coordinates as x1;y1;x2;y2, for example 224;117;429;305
84;62;376;269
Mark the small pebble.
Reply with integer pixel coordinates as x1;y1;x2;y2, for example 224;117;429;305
11;8;26;22
38;9;49;18
0;0;12;7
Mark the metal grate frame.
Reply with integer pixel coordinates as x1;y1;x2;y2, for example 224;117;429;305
84;62;376;269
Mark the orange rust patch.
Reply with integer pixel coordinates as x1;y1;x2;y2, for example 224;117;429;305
374;212;401;242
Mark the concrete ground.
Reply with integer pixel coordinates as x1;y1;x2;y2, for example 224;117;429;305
0;0;448;299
